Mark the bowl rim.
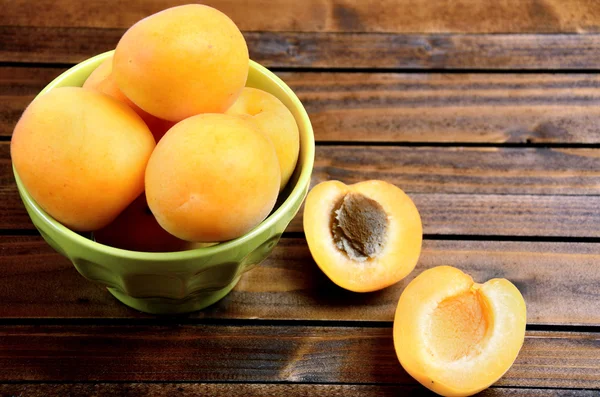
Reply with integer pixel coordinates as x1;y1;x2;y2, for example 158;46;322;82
13;50;315;261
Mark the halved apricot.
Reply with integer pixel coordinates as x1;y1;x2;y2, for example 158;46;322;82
393;266;527;396
303;180;422;292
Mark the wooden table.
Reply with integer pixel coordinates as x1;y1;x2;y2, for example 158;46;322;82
2;1;600;395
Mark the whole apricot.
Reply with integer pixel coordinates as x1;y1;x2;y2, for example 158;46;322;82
11;87;155;231
226;87;299;191
94;194;190;252
83;56;174;142
145;114;280;242
113;4;249;122
393;266;527;396
303;180;422;292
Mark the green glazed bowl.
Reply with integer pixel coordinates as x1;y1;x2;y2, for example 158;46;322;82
13;51;315;314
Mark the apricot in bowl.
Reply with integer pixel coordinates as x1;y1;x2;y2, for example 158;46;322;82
113;4;249;122
393;266;527;396
83;55;174;142
226;87;300;191
146;113;281;242
11;86;156;232
12;51;315;314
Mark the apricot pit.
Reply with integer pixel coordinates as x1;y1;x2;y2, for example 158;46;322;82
303;180;422;292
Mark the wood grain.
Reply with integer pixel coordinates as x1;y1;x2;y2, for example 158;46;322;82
6;143;600;196
3;236;600;325
5;142;600;233
0;325;598;389
4;27;600;69
283;72;600;143
3;0;600;33
7;68;600;144
310;146;600;195
286;193;600;237
0;383;595;397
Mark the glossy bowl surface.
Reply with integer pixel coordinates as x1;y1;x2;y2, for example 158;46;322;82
13;51;315;314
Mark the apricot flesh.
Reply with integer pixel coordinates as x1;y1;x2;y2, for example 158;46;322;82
83;56;174;142
113;4;249;121
145;114;280;242
303;180;422;292
94;194;190;252
11;87;155;231
226;87;300;191
393;266;527;397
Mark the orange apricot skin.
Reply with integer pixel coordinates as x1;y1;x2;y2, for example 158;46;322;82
11;87;156;231
94;194;190;252
113;4;249;122
226;87;300;191
393;266;527;397
83;56;174;142
303;180;423;292
145;113;280;242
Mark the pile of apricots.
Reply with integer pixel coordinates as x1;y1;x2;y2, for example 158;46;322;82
11;4;299;251
11;4;527;396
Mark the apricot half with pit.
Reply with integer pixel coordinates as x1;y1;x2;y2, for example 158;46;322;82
393;266;527;397
303;180;422;292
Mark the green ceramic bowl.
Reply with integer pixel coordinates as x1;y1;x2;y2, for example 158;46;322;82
13;51;315;314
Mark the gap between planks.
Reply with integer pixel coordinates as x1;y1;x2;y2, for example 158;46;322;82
0;382;597;397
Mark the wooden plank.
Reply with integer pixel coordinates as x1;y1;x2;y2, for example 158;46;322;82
2;0;600;34
286;194;600;237
3;236;600;326
3;27;600;69
0;383;595;397
7;68;600;144
6;143;600;196
310;146;600;196
0;325;597;389
5;143;600;233
283;72;600;144
5;185;600;236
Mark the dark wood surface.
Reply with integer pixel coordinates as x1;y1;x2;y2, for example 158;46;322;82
5;28;600;69
4;0;598;32
2;237;600;325
2;0;600;395
0;384;597;397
